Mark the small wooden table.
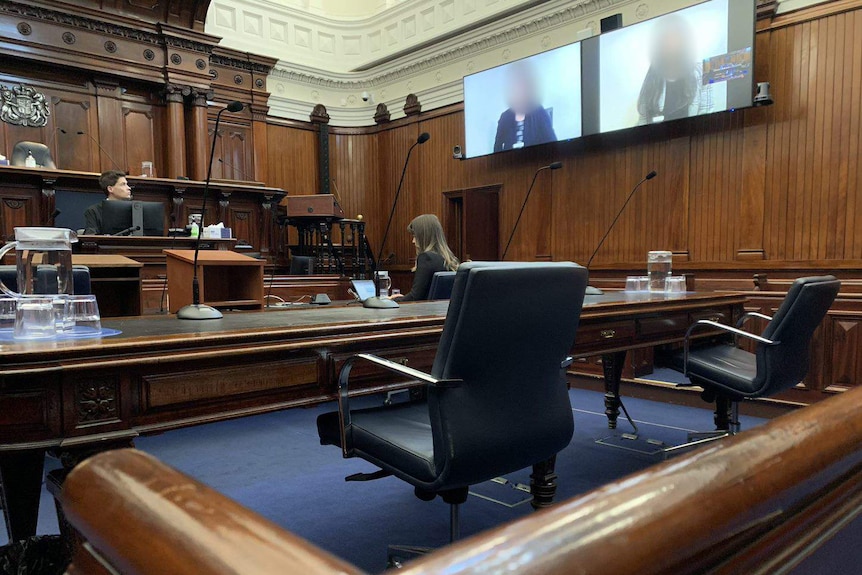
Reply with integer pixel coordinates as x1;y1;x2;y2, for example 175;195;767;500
164;249;265;312
73;255;143;317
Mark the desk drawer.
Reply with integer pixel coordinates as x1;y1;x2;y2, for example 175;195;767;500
638;313;690;337
575;320;636;348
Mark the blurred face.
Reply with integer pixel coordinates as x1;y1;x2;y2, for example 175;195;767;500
107;177;132;200
506;65;538;114
651;18;695;81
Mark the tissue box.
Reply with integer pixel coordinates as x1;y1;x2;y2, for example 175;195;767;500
202;227;232;239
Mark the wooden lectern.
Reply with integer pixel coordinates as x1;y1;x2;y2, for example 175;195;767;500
164;250;264;313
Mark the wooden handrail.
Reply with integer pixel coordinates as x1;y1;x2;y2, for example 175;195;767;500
403;385;862;575
63;385;862;574
61;449;363;575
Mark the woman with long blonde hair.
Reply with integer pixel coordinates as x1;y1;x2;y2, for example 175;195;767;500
390;214;459;302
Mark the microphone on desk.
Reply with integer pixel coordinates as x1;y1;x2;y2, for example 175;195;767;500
364;131;431;309
177;100;245;320
74;131;125;173
584;170;658;295
500;161;563;260
111;225;141;236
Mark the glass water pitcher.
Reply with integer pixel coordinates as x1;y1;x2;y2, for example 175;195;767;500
0;227;78;296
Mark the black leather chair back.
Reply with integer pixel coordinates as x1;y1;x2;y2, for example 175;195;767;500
754;276;839;396
0;265;91;295
289;255;314;275
427;271;456;300
427;262;588;487
11;141;56;169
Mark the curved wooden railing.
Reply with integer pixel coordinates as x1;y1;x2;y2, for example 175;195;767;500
62;385;862;574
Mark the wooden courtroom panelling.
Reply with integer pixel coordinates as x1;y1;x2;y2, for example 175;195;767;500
122;102;163;176
265;122;319;198
316;4;862;271
210;120;254;181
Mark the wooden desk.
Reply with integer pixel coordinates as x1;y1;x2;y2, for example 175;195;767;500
73;255;143;317
0;291;744;542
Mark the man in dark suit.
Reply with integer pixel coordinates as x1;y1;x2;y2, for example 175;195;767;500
83;170;131;234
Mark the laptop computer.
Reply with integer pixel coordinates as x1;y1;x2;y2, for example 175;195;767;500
350;279;377;302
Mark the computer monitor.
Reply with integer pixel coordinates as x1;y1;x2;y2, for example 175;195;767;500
100;200;165;236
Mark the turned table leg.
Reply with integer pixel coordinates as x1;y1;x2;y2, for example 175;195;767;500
602;351;627;429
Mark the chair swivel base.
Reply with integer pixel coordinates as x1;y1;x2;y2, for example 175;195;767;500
387;503;461;568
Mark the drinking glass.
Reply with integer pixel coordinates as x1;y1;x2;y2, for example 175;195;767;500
52;294;71;333
0;297;16;330
376;272;391;298
647;251;672;292
625;276;649;292
666;276;687;293
14;296;56;339
68;295;101;335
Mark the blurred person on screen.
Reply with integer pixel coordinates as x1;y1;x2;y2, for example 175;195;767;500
637;14;713;125
493;61;556;152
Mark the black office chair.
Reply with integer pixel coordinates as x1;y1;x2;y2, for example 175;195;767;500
289;255;315;275
427;271;456;300
0;265;91;295
666;276;839;445
11;141;56;169
317;261;588;562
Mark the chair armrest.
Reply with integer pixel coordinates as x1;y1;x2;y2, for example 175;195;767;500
351;353;462;387
683;320;778;378
336;353;462;456
736;312;773;329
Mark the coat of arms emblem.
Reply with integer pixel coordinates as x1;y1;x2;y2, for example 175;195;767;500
0;84;50;127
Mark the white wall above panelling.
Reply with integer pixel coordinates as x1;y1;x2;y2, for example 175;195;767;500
209;0;791;126
207;0;556;73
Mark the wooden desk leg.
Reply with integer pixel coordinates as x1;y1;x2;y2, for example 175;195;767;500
602;351;627;429
530;455;558;510
0;449;46;542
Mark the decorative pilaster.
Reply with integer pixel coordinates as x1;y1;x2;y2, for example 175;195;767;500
187;88;211;181
163;83;189;179
310;105;331;196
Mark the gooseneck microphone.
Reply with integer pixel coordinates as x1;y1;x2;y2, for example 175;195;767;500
500;161;563;260
363;131;431;309
177;100;245;320
111;225;141;237
584;170;657;295
74;130;125;173
217;158;253;181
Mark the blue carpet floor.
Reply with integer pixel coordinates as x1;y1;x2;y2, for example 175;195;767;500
2;387;857;573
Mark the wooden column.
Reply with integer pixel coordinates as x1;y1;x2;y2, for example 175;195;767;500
187;89;210;181
163;84;188;179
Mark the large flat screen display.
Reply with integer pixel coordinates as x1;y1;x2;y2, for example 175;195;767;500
462;0;755;156
583;0;755;134
463;42;582;159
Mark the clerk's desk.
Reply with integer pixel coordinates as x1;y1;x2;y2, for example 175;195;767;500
0;291;745;542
